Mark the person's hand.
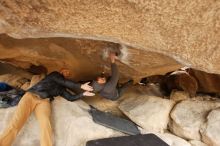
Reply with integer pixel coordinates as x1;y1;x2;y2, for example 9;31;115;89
81;82;93;91
109;52;116;63
83;91;95;96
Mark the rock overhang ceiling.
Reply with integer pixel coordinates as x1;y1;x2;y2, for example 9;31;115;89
0;34;181;82
0;0;219;78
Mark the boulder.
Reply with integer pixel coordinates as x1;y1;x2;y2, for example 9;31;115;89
119;95;175;132
170;91;189;102
189;140;208;146
0;98;122;146
139;131;191;146
139;130;191;146
200;108;220;146
157;133;191;146
170;100;220;140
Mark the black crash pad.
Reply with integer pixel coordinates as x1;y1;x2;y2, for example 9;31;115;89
89;107;140;135
86;134;169;146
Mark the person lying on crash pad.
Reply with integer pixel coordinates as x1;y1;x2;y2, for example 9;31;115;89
0;68;95;146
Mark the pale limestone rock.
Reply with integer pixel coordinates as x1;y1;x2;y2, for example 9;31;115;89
191;94;217;101
139;131;191;146
0;98;122;146
157;133;191;146
119;95;175;132
170;91;190;102
189;140;208;146
170;100;220;140
200;108;220;146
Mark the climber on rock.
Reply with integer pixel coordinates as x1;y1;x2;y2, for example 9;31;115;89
92;44;133;101
0;68;94;146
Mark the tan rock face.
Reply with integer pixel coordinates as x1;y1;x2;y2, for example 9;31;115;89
0;0;219;74
0;34;181;82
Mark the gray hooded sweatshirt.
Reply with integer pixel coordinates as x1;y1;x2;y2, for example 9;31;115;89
92;63;119;100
